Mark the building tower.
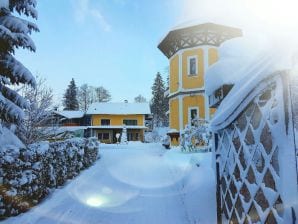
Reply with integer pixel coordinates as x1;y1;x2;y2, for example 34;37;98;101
158;23;242;145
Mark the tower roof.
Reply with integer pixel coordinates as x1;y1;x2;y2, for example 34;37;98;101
158;22;242;59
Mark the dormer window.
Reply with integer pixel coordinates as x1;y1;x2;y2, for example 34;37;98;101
188;56;198;76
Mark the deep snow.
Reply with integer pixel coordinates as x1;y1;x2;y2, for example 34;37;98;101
2;142;216;224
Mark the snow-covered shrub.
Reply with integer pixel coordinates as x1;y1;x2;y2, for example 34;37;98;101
144;127;169;143
180;119;211;152
0;137;99;219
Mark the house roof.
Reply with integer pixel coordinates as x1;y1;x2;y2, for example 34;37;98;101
86;102;151;115
158;22;242;59
53;110;85;119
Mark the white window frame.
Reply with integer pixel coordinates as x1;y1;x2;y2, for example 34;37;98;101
188;107;199;125
187;55;198;76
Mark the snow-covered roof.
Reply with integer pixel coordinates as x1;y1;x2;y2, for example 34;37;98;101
53;110;85;119
211;46;295;131
86;102;151;115
205;35;268;96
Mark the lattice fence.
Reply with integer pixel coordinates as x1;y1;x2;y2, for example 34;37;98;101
214;74;298;224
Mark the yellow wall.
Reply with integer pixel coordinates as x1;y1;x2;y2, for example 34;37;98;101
92;114;144;126
169;98;179;130
208;48;219;66
182;95;205;128
182;48;204;89
170;55;179;93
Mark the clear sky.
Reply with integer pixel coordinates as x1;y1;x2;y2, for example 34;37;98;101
15;0;185;105
16;0;297;105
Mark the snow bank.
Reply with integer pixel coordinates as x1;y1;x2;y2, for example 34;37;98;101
211;46;294;130
0;137;99;219
205;35;267;96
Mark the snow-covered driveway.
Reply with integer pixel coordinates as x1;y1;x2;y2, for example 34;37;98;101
3;143;216;224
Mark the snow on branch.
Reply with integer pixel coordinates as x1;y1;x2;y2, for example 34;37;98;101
9;0;38;19
0;14;39;34
0;83;29;109
0;92;25;122
0;54;36;87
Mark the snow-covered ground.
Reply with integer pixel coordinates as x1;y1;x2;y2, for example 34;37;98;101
2;142;216;224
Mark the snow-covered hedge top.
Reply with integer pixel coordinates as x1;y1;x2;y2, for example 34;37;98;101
205;36;267;96
210;46;295;131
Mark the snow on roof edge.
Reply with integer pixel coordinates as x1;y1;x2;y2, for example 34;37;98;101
86;102;151;115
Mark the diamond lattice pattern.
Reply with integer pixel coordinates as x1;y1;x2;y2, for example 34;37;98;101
216;83;284;223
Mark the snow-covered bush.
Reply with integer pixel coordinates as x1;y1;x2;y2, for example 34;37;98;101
180;119;211;152
120;126;128;144
0;137;99;219
144;127;169;143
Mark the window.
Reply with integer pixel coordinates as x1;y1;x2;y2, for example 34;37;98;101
188;56;198;76
98;132;110;140
188;107;199;126
123;119;138;126
101;119;110;125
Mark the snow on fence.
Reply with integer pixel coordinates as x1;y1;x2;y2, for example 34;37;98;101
212;71;298;224
0;137;99;219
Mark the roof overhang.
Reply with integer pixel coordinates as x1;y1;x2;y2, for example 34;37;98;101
158;23;242;59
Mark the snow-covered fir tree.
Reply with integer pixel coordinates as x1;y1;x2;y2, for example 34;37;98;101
150;72;168;127
134;94;147;103
0;0;38;124
121;125;128;144
63;78;79;110
95;86;111;102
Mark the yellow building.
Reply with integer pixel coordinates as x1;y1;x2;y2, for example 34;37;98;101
86;102;151;143
158;23;242;145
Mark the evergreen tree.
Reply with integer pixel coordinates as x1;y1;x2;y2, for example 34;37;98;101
150;72;168;127
63;78;79;110
0;0;38;123
134;94;147;103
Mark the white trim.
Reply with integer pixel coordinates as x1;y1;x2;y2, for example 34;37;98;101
89;125;147;130
178;95;183;131
188;107;199;125
203;46;210;120
168;87;205;98
187;55;198;76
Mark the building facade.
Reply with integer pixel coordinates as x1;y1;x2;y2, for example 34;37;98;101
86;102;151;143
158;23;242;145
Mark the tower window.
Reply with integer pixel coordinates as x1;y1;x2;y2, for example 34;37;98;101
188;107;199;126
188;56;198;76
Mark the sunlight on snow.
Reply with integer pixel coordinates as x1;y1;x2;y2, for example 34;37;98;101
86;196;107;207
70;183;140;211
105;150;192;189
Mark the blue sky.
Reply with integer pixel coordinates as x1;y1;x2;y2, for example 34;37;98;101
16;0;296;105
16;0;186;104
